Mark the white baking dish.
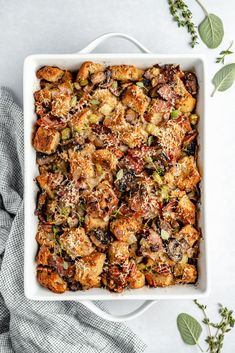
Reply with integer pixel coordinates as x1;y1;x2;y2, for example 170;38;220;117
24;33;209;322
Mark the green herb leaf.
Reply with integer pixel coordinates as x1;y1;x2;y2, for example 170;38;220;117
136;82;144;88
211;63;235;96
168;0;198;48
63;261;69;270
177;313;202;346
116;169;124;181
90;99;100;105
160;229;170;240
147;136;154;146
171;110;179;118
198;14;224;49
215;41;233;64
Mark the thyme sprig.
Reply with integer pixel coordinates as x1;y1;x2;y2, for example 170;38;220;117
168;0;198;48
194;300;235;353
216;41;234;64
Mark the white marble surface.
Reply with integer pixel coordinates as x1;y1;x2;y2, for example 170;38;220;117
1;0;235;352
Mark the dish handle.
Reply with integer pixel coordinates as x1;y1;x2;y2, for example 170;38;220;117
80;300;156;322
76;32;151;54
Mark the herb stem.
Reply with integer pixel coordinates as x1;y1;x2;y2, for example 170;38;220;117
195;0;209;16
197;341;205;352
211;86;217;97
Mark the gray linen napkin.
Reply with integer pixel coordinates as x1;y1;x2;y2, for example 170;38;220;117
0;87;146;353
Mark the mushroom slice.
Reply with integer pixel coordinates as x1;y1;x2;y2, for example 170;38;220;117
167;239;183;262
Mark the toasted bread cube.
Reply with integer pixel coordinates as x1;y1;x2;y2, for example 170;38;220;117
129;270;145;289
166;156;200;192
75;252;106;288
122;85;150;114
173;263;197;283
36;224;56;248
36;66;64;82
108;241;129;263
120;125;148;148
176;94;196;113
177;195;196;225
145;272;174;287
69;108;91;137
110;217;141;243
33;126;60;155
60;228;94;259
177;225;200;247
93;149;118;171
69;143;95;181
176;156;201;192
51;93;71;118
85;215;109;232
92;89;118;114
110;65;143;82
37;266;67;293
76;61;104;81
36;172;63;198
36;246;52;265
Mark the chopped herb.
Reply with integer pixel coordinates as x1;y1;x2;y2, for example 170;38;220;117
63;261;69;270
171;109;179;118
136;81;144;88
89;114;99;124
112;81;118;89
116;169;124;181
147;135;154;146
70;96;77;107
160;229;170;240
80;79;88;86
90;99;100;105
52;225;59;235
152;171;163;185
61;128;71;140
156;167;164;176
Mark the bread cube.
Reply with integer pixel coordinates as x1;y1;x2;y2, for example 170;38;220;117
75;252;106;288
108;241;129;263
33;126;60;155
37;266;67;293
60;228;94;259
110;217;141;243
122;85;150;114
110;65;143;82
129;270;145;289
177;225;200;247
173;263;197;283
177;195;196;225
36;66;64;82
76;61;104;81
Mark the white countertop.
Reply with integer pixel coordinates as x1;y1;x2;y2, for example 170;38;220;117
1;0;235;352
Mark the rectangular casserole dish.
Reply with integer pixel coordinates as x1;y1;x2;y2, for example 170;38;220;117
24;33;209;305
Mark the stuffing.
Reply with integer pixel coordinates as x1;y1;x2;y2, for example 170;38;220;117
33;62;201;294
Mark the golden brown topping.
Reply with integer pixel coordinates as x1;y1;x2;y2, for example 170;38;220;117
37;266;67;293
33;126;60;155
60;228;94;259
36;66;64;82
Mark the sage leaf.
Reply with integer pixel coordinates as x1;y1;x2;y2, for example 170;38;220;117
211;63;235;96
177;313;202;346
198;14;224;49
